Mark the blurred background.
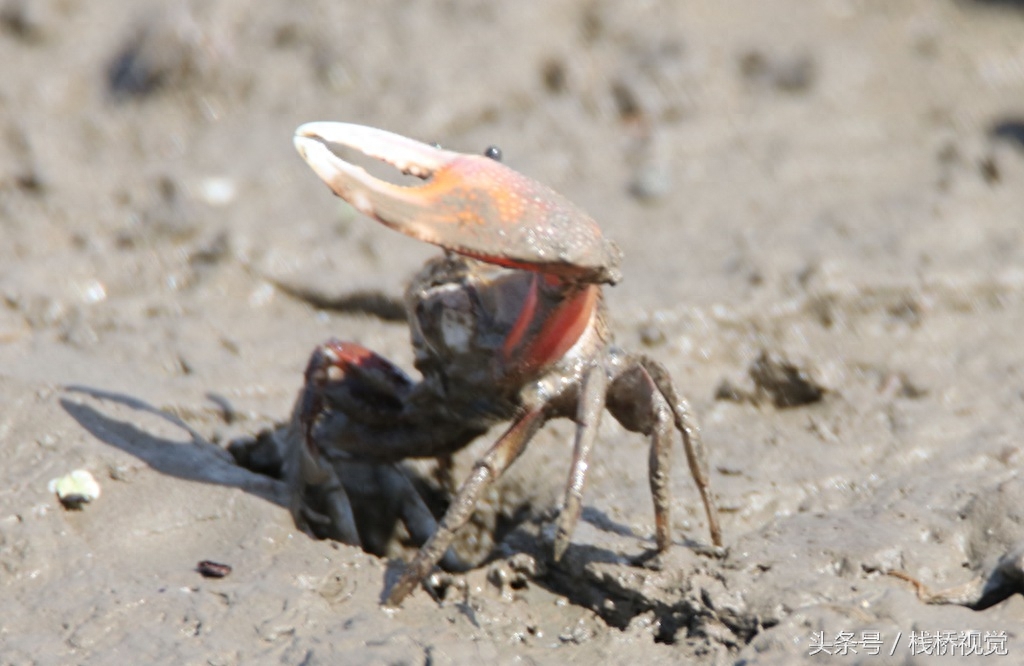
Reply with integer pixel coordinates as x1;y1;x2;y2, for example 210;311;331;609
2;0;1022;391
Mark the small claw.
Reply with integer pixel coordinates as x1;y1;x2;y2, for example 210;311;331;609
299;340;412;457
294;122;622;285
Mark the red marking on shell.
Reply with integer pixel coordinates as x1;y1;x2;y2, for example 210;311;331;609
506;283;599;375
502;273;540;362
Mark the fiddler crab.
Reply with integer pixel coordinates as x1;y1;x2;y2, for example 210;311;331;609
289;122;723;607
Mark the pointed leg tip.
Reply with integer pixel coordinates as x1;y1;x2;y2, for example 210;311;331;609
550;511;576;563
384;583;409;608
552;538;568;563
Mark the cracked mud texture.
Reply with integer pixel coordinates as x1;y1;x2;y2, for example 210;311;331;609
3;0;1024;663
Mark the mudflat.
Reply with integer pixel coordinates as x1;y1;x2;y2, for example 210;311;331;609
2;2;1023;663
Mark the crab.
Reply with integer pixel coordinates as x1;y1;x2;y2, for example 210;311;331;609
288;122;723;606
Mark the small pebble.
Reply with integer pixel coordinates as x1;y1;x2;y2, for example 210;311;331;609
196;560;233;578
48;469;101;509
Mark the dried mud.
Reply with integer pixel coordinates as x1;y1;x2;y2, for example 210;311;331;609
3;1;1024;663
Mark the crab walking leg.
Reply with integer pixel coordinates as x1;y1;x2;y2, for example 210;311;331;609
645;380;676;552
606;363;678;551
641;357;723;548
368;463;436;545
284;410;363;545
315;469;363;546
386;408;547;606
374;463;463;572
553;363;607;561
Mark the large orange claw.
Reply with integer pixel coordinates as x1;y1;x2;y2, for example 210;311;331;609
294;122;622;285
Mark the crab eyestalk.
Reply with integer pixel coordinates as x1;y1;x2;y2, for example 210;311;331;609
293;122;623;286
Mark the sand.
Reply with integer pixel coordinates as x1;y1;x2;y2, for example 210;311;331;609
2;1;1024;663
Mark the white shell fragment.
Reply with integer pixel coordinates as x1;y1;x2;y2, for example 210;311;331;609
48;469;102;509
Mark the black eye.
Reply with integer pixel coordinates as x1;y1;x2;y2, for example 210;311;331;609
483;145;502;162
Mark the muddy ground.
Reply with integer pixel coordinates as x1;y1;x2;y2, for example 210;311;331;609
3;0;1024;663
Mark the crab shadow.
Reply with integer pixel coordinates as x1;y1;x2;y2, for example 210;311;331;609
59;385;288;507
59;384;422;565
59;384;718;629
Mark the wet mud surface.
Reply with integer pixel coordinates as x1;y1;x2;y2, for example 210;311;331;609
3;1;1024;663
